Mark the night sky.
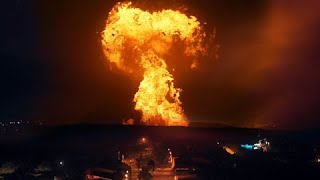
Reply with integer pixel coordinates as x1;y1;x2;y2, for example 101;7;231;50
1;0;319;129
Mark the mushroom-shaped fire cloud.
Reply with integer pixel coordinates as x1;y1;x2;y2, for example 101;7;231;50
101;2;207;126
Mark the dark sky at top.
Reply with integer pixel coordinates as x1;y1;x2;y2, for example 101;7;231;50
0;0;319;129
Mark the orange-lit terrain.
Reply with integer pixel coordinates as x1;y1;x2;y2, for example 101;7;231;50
101;2;207;126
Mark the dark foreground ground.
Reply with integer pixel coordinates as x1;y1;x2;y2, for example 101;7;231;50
1;124;320;179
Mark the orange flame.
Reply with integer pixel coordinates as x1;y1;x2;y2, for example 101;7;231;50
101;2;206;126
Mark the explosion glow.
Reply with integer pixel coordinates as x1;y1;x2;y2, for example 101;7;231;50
101;2;207;126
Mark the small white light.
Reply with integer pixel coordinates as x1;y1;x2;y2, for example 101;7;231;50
59;161;64;165
141;137;146;143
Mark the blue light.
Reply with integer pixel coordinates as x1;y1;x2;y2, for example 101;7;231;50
241;144;254;150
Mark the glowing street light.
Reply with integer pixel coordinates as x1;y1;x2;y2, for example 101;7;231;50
59;161;64;166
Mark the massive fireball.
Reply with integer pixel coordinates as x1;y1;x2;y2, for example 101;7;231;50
101;2;206;126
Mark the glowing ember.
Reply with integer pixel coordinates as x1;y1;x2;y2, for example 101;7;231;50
101;2;206;126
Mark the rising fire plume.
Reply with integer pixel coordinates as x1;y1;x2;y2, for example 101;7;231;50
101;2;207;126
